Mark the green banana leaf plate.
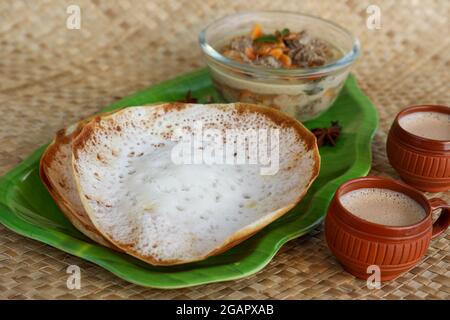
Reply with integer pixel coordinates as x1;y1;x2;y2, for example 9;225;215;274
0;69;378;288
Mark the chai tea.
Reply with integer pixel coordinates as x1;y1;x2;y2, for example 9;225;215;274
399;111;450;141
340;188;426;226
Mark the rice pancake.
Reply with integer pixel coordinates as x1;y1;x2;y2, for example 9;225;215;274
71;103;320;265
40;119;119;249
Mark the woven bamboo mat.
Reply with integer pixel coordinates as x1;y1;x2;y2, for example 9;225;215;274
0;0;449;300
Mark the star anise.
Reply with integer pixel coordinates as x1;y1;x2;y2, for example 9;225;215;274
311;121;342;147
178;90;198;103
178;90;216;104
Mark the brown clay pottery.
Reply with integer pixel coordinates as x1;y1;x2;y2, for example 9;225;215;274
325;176;450;281
387;104;450;192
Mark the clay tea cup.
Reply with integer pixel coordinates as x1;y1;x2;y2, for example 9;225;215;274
387;104;450;192
325;176;450;281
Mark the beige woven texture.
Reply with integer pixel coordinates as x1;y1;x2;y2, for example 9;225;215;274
0;0;449;299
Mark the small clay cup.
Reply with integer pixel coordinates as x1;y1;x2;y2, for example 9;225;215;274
325;176;450;281
387;104;450;192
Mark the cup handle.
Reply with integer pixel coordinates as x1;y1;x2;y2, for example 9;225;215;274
429;198;450;239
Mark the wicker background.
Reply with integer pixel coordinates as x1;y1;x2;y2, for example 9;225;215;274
0;0;449;299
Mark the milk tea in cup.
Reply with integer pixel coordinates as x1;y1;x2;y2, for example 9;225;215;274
340;188;426;226
399;111;450;141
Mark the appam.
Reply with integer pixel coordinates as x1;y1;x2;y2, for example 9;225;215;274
40;120;119;249
72;103;320;265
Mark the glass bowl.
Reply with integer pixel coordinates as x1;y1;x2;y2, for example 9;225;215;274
199;11;360;121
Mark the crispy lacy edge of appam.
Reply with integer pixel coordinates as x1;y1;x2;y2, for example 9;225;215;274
40;118;120;250
71;102;321;266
